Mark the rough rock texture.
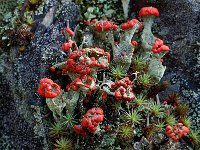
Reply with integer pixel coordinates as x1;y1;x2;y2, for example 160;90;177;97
158;0;200;131
0;1;80;149
133;0;200;130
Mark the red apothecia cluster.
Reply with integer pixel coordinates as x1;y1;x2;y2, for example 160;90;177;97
62;40;75;52
37;78;61;98
85;19;97;26
121;19;143;31
101;91;107;100
95;21;118;31
139;7;159;18
73;107;104;136
62;48;110;76
151;38;170;53
131;40;138;47
62;27;74;37
165;123;190;142
66;75;96;92
111;77;135;101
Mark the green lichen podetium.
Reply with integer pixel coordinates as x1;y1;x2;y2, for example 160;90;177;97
140;14;157;53
140;12;168;83
46;90;67;121
111;23;141;73
46;89;80;121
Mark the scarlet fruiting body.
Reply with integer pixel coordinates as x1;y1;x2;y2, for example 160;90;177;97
131;40;138;47
62;27;74;37
49;67;55;72
74;107;104;135
139;7;159;18
112;77;135;101
121;19;143;30
151;38;170;53
95;21;118;31
165;123;190;142
37;78;61;98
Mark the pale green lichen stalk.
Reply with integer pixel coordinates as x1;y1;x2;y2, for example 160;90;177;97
140;16;157;52
46;90;67;121
111;22;141;72
121;0;130;19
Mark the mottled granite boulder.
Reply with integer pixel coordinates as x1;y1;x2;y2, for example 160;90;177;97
132;0;200;130
158;0;200;131
0;1;80;149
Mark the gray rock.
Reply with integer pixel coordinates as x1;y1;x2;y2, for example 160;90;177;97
157;0;200;130
0;1;80;149
133;0;200;130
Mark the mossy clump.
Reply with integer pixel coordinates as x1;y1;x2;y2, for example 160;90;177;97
35;6;194;149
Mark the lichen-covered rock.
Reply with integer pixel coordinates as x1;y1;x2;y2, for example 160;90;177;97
0;1;80;149
133;0;200;133
157;0;200;131
133;0;200;131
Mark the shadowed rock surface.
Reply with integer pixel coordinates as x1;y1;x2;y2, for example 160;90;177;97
132;0;200;131
0;1;80;149
158;0;200;130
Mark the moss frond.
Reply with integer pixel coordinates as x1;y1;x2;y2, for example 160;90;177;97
143;125;158;139
135;94;147;108
155;121;165;131
149;102;164;117
167;93;181;106
62;114;77;128
175;104;189;116
132;56;148;73
137;74;151;89
147;81;169;98
118;124;134;140
110;65;127;80
123;109;143;126
49;121;65;138
180;116;191;128
54;137;73;150
189;130;200;147
164;114;176;126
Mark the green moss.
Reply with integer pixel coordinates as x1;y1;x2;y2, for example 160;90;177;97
54;137;73;150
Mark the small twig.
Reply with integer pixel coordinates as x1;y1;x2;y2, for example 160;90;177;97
130;71;139;82
20;0;29;18
42;112;52;119
72;25;79;41
147;114;150;126
52;61;66;69
79;36;86;49
156;94;160;105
